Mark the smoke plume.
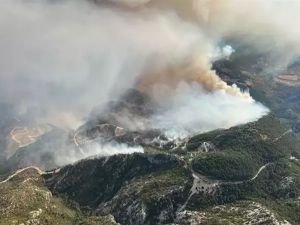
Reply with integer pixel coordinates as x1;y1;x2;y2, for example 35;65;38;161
55;141;144;167
150;83;268;138
3;0;297;143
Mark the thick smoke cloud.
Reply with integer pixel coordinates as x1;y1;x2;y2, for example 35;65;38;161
151;83;269;138
148;0;300;72
0;0;219;128
198;0;300;71
0;0;277;140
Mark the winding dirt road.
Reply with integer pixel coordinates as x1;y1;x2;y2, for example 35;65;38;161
0;167;44;184
180;163;271;211
0;167;61;185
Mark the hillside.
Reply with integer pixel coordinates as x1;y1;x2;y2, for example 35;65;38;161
0;167;119;225
1;0;300;224
1;88;300;225
1;115;298;224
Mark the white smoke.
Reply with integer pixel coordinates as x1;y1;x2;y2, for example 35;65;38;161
0;0;209;128
193;0;300;72
220;45;235;59
84;142;144;156
210;45;235;61
151;82;269;138
55;142;144;166
0;0;273;149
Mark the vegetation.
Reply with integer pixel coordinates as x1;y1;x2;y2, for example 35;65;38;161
244;160;300;224
189;114;300;181
0;168;76;225
139;167;192;204
192;151;257;181
183;201;290;225
75;215;119;225
0;167;120;225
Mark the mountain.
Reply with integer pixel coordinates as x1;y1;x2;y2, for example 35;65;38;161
2;113;299;224
45;153;190;225
43;114;300;225
1;84;300;224
2;49;300;224
0;166;119;225
214;44;300;135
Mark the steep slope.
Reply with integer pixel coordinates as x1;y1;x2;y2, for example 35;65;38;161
0;167;120;225
45;153;192;225
1;90;300;224
188;114;298;181
39;115;300;224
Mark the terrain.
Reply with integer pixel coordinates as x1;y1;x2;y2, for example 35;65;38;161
1;43;300;225
1;112;300;224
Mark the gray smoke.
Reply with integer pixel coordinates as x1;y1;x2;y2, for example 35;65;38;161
0;0;209;128
0;0;279;144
